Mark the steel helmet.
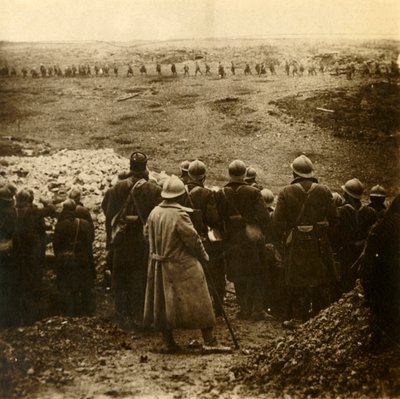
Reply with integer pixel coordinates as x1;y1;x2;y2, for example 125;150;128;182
261;188;274;207
332;192;345;207
62;198;77;211
188;160;206;180
68;186;82;202
245;167;257;182
179;160;190;173
130;152;148;172
341;178;364;200
370;184;387;198
228;160;246;178
161;175;186;199
0;187;13;202
16;189;31;207
290;155;314;178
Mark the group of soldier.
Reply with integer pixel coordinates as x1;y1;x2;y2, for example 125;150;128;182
0;153;398;351
101;154;398;350
2;58;397;80
0;185;95;326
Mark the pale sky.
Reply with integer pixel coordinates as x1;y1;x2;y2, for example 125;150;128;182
1;0;399;42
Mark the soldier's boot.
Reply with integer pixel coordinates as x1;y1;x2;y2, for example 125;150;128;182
161;329;181;353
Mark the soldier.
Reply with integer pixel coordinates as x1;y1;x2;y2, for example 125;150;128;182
244;63;251;75
183;64;189;76
218;63;225;78
156;62;162;76
72;64;77;77
47;66;53;77
285;61;290;76
68;187;95;278
205;63;211;75
361;195;400;349
40;65;46;78
274;155;336;326
260;63;267;75
184;160;226;316
101;152;161;328
94;65;99;76
215;160;271;320
127;64;133;77
113;64;118;77
195;61;202;76
331;178;377;293
0;186;17;327
179;160;190;185
86;64;92;76
54;199;95;316
31;68;39;78
244;167;263;190
255;63;261;76
103;64;110;76
171;63;177;76
334;61;340;76
140;65;147;76
14;189;56;324
21;67;28;78
144;176;229;353
308;64;316;76
299;64;304;76
368;185;387;217
292;63;299;76
231;61;236;75
269;63;276;75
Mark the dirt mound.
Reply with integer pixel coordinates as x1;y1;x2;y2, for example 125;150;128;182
233;283;400;398
0;316;133;398
272;82;400;140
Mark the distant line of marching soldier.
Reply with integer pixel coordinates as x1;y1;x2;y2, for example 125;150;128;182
1;154;398;351
2;59;397;79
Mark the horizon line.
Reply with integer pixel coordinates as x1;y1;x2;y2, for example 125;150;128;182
1;32;399;44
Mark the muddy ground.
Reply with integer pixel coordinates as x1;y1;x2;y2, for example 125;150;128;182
0;38;399;398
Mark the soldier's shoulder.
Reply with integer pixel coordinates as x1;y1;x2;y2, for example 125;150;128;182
142;179;162;193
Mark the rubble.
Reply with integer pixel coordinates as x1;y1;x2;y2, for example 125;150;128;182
0;316;133;398
232;283;400;398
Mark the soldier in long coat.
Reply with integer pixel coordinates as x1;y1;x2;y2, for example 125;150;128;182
144;176;223;353
54;200;94;316
183;160;225;316
215;160;270;320
0;186;17;326
14;189;56;324
68;186;95;278
274;155;336;325
101;152;161;327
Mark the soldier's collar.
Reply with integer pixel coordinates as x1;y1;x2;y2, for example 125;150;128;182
291;176;318;184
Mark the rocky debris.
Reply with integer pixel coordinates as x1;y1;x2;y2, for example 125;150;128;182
232;283;400;398
0;316;133;398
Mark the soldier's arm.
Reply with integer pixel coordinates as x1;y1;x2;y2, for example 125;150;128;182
176;211;209;262
325;188;337;226
204;191;220;229
273;190;288;240
253;190;271;228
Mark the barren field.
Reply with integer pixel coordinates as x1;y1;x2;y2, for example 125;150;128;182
0;38;399;398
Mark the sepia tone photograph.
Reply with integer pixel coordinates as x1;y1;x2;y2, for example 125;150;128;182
0;0;399;397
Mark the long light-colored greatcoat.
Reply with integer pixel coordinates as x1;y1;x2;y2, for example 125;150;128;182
143;201;216;331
